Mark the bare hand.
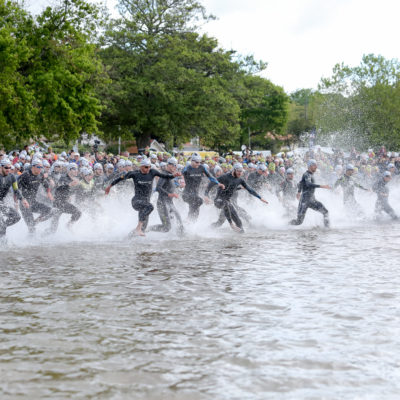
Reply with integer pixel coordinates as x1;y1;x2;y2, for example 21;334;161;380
168;193;179;199
105;186;111;195
296;192;301;200
22;199;30;209
173;172;182;177
218;183;225;190
47;193;54;202
204;196;211;204
260;198;268;204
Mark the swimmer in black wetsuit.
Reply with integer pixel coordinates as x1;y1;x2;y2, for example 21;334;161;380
183;154;223;221
105;158;180;236
149;157;184;234
0;158;29;239
290;159;331;227
247;164;269;196
49;163;82;233
277;168;297;215
334;163;368;216
205;166;251;228
372;171;397;220
214;163;268;233
18;159;54;234
93;163;106;194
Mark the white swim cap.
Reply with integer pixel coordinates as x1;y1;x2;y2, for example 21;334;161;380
167;157;177;165
192;155;202;163
307;159;317;168
257;164;267;171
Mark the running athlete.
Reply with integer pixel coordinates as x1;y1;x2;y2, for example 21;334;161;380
205;166;251;229
18;159;54;234
334;164;368;216
214;163;268;233
183;155;223;221
105;159;180;236
49;164;82;232
372;171;398;220
247;164;268;193
149;158;184;234
92;163;106;194
0;159;29;239
290;159;331;227
278;168;297;215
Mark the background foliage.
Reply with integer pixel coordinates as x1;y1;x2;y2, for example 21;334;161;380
2;0;400;151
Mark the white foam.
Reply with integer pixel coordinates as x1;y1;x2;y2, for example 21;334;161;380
3;177;399;248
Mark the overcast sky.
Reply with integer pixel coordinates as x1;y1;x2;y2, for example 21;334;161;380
27;0;400;93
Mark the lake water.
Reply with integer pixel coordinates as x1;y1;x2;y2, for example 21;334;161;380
1;188;400;399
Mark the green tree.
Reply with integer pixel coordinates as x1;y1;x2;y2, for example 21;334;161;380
318;54;400;149
99;0;245;150
287;89;318;139
0;0;105;149
28;0;105;144
239;75;289;149
117;0;212;35
0;0;35;148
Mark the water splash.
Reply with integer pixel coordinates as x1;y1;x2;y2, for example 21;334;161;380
3;174;399;249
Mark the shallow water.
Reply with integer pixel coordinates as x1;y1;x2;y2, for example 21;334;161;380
1;187;400;399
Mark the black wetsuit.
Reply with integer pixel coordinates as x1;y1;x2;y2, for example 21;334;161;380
50;171;62;187
267;172;282;190
77;178;95;199
205;180;251;228
183;165;218;220
93;175;106;193
290;170;329;227
18;169;52;233
50;174;82;232
214;172;261;231
0;173;22;236
150;177;183;233
103;172;115;185
110;169;175;230
247;171;268;192
334;174;367;214
372;178;397;219
279;178;297;213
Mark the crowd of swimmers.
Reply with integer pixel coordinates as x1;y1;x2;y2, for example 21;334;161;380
0;144;399;240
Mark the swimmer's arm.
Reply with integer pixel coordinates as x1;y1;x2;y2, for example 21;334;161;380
11;178;23;201
153;170;178;180
156;179;169;196
304;174;320;189
204;181;216;197
110;171;134;186
202;167;219;185
241;180;261;199
355;182;368;191
42;177;50;190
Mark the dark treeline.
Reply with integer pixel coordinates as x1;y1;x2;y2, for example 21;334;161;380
2;0;400;151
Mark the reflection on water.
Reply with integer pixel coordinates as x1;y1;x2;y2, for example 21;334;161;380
1;218;400;399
